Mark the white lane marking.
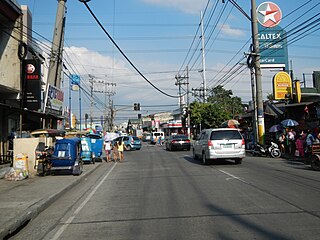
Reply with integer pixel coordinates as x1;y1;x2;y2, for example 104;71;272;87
218;169;248;184
51;163;117;240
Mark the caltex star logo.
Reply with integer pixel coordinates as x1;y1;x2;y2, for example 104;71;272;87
257;2;282;28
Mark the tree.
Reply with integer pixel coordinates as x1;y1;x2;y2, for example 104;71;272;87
190;85;244;132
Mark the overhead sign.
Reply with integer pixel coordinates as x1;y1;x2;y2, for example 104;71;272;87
257;2;282;28
273;71;292;100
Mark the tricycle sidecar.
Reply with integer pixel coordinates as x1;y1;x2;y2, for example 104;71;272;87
50;137;83;175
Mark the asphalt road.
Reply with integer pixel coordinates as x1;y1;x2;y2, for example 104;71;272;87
11;143;320;240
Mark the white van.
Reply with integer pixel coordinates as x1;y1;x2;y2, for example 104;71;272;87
150;131;164;144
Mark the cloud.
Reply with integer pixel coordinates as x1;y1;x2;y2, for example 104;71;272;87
141;0;208;14
220;24;245;37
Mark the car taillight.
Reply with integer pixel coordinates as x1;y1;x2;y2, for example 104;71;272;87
241;139;245;145
207;140;213;147
185;140;190;143
172;140;177;143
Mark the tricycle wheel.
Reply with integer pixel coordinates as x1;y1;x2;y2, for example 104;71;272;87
311;154;320;171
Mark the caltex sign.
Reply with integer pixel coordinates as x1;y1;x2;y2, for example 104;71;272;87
257;2;288;69
257;2;282;28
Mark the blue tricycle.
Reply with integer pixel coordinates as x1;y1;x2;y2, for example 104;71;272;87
50;137;83;175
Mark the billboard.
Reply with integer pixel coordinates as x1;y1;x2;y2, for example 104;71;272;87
45;84;64;113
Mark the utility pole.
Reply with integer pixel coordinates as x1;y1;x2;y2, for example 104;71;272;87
104;82;116;132
251;0;265;144
89;74;94;129
175;67;189;136
200;11;207;103
222;0;264;144
47;0;67;88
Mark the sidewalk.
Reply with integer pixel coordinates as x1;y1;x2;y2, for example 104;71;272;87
0;162;101;239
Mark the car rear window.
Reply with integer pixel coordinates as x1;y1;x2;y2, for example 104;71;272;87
172;135;188;140
132;136;140;140
210;130;242;140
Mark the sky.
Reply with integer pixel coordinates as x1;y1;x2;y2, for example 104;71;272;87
17;0;320;124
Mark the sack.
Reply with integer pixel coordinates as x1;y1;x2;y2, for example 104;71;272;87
295;150;300;157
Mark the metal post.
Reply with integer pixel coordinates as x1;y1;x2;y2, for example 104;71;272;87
186;66;191;139
89;76;93;129
251;0;265;144
69;76;72;129
200;11;207;103
79;82;82;129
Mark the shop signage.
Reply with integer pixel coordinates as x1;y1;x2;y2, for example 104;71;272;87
46;84;64;113
273;71;292;100
23;59;41;110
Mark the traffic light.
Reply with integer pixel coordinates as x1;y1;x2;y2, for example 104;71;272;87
133;103;140;111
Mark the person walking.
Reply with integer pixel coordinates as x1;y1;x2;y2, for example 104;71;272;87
112;141;119;162
306;129;315;158
278;132;286;153
104;140;112;162
118;139;126;161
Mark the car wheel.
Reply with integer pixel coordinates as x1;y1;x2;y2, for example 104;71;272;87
311;155;320;171
193;149;198;160
186;147;190;151
202;153;207;165
126;145;132;151
235;158;242;164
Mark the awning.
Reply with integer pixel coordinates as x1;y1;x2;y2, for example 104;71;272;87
284;101;314;107
265;103;284;117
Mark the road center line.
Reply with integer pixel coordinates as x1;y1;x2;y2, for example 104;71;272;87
51;163;117;240
218;169;248;184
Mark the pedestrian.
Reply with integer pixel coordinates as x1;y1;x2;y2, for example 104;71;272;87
295;135;305;158
104;140;112;162
8;128;16;151
305;129;315;157
287;128;296;155
278;132;286;153
118;139;126;161
112;141;119;162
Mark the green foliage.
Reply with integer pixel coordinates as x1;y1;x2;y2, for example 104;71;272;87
190;85;244;129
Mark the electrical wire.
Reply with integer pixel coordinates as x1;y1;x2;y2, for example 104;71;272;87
79;1;179;99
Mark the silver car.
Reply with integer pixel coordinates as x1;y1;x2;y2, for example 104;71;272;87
192;128;245;165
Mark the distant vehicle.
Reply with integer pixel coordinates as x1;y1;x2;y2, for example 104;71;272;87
142;132;151;142
165;134;190;151
113;136;142;151
192;128;245;165
150;131;164;144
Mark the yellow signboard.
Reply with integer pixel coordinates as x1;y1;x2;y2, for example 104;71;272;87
295;80;301;103
273;71;292;100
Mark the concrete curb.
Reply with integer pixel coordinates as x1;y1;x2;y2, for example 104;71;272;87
0;162;101;239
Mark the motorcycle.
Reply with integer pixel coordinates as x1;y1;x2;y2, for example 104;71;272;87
251;141;281;158
35;144;54;176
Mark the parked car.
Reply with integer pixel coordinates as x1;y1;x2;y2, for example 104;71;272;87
165;134;191;151
112;136;142;150
192;128;245;165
